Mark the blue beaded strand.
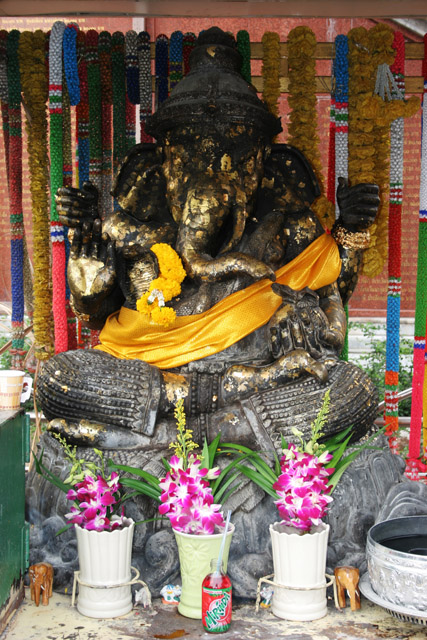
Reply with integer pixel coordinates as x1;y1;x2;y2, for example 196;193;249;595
63;24;80;106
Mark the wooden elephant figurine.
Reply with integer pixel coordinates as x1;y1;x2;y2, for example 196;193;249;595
29;562;53;606
334;565;361;611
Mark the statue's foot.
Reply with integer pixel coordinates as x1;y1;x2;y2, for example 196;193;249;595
47;418;151;449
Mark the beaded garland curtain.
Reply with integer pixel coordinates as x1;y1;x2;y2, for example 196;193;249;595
0;23;426;464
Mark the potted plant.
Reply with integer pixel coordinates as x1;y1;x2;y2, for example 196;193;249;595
34;441;136;618
232;390;382;622
112;398;238;620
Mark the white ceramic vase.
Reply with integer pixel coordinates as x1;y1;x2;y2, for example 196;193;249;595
75;518;135;618
269;521;330;621
174;524;234;619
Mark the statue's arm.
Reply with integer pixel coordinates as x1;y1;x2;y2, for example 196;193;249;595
332;178;380;305
67;219;124;330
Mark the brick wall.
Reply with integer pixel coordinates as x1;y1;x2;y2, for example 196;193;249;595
0;15;423;318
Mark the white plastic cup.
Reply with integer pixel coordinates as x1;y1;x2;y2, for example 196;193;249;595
0;370;33;411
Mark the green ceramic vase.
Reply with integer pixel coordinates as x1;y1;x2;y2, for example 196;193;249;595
174;524;234;619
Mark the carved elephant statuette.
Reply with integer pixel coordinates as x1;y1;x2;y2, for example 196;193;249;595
29;562;53;606
334;565;361;611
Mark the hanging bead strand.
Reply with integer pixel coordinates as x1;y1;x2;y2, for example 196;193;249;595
237;30;251;84
7;29;27;368
183;32;196;76
407;34;427;471
155;34;169;108
112;31;127;172
49;20;68;354
0;30;9;188
385;31;405;446
169;31;183;91
125;30;137;150
137;30;152;142
99;31;112;218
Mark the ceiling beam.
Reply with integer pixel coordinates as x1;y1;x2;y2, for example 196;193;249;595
0;0;426;18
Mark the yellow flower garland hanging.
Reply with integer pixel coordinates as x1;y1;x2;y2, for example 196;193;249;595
18;30;53;359
348;25;419;277
287;26;335;230
136;243;186;327
262;31;281;120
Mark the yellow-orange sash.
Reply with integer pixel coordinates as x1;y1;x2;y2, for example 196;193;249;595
96;233;340;369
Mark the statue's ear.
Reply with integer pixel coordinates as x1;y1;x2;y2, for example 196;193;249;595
267;143;321;206
111;143;169;220
111;143;161;201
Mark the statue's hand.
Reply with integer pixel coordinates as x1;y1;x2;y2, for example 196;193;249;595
68;219;117;307
268;284;337;361
56;182;99;228
336;177;380;230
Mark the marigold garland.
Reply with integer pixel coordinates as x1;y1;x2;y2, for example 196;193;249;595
136;244;186;327
261;31;280;119
287;26;335;230
348;25;419;278
19;30;53;359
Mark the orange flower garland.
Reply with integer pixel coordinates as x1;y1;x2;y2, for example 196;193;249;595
136;244;186;327
287;26;335;230
348;25;420;277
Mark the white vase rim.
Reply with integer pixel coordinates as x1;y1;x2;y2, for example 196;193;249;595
173;522;235;539
74;517;135;536
269;521;329;537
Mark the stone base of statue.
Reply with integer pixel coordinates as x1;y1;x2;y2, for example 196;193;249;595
26;430;427;598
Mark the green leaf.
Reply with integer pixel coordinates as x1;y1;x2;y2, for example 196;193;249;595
161;457;171;472
109;461;160;487
120;478;161;501
220;482;243;505
208;433;221;466
134;516;168;525
235;464;277;499
55;523;73;536
323;426;353;449
32;449;72;494
220;443;277;483
328;434;352;469
213;471;240;502
200;438;210;470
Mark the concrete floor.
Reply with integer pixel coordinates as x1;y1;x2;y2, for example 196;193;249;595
1;591;427;640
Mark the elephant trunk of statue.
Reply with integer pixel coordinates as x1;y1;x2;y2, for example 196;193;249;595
175;171;275;284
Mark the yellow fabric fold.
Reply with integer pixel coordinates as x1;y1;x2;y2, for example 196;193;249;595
96;233;341;369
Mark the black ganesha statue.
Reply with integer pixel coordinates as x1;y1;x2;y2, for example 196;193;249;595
28;27;397;597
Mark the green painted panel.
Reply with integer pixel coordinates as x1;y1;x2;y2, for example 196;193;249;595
0;411;26;610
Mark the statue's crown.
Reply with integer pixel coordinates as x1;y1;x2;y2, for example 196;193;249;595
146;27;282;140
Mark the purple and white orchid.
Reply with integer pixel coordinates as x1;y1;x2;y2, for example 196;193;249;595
65;470;125;532
272;444;334;532
159;454;225;535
